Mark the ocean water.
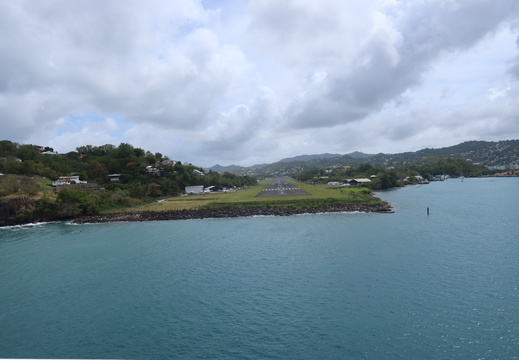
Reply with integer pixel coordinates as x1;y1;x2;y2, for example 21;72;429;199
0;177;518;359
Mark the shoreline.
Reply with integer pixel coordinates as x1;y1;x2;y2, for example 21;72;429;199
73;202;393;224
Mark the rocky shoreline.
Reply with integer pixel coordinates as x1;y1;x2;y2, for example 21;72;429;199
73;202;393;224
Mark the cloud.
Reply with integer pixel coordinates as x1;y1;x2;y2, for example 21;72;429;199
487;87;511;101
0;0;519;166
0;0;247;130
284;0;519;129
248;0;380;69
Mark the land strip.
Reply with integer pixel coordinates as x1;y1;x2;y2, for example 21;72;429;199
256;177;310;197
73;178;392;223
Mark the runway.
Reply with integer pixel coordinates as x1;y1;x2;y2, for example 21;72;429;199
256;177;310;197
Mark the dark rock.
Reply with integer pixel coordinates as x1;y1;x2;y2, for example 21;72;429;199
73;202;393;224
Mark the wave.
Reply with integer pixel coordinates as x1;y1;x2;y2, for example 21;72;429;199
0;221;53;230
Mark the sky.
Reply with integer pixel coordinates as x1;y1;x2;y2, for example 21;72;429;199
1;0;519;167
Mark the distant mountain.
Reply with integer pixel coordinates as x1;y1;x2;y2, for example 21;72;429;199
278;153;342;163
210;163;268;174
211;140;519;176
346;151;374;159
369;140;519;167
210;164;245;173
249;163;269;169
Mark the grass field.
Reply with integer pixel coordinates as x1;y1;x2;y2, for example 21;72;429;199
120;178;382;213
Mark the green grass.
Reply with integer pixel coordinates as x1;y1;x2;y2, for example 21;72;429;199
118;178;382;212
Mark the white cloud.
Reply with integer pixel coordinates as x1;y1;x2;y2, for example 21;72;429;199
486;86;512;101
1;0;519;166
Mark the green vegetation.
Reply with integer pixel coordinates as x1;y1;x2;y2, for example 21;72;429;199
248;140;518;177
0;174;41;197
0;140;256;224
406;157;491;178
120;178;383;214
0;138;501;226
295;157;491;189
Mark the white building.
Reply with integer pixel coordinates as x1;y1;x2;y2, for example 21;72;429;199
185;185;204;194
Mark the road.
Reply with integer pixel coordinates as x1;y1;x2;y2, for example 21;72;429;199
256;177;310;197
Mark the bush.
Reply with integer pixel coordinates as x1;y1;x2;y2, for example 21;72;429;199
57;189;101;216
0;174;39;196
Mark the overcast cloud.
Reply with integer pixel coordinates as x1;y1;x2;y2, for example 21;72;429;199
1;0;519;166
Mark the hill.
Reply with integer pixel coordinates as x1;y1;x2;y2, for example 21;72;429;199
0;140;258;225
278;153;343;163
213;140;519;177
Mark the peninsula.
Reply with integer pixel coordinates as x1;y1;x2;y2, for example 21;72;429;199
3;139;513;227
73;177;392;224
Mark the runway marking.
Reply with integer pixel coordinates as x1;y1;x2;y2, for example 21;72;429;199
256;178;311;197
262;187;299;191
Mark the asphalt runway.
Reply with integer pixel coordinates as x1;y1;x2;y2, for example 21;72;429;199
256;177;310;197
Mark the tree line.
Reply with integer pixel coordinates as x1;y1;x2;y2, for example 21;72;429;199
295;157;492;189
0;140;256;219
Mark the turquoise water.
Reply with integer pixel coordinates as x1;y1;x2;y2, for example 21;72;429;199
1;177;518;359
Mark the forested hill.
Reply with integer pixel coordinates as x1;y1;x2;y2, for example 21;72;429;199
0;140;257;224
370;140;519;167
0;141;256;193
218;140;519;176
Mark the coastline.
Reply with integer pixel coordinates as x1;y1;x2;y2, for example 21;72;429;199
0;194;392;227
73;202;393;224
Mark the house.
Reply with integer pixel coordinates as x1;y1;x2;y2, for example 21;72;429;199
327;182;340;186
185;185;204;194
347;178;372;186
52;175;83;186
161;160;177;166
146;166;160;175
404;175;425;183
433;174;449;181
52;179;69;186
108;174;121;182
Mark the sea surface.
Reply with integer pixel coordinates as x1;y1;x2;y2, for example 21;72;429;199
1;177;518;359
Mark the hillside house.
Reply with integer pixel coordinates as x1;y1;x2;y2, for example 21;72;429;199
161;160;177;166
108;174;121;182
52;175;83;186
146;166;160;175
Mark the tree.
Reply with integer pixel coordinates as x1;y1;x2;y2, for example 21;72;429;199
134;147;145;157
146;154;157;165
57;189;100;215
357;163;374;174
87;161;109;182
15;145;39;161
66;151;80;159
0;140;17;156
117;143;134;158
